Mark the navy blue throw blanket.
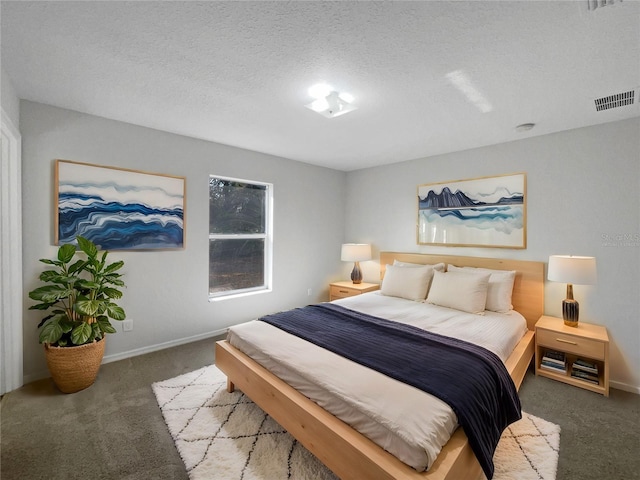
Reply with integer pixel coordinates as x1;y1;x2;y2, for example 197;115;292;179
259;303;521;479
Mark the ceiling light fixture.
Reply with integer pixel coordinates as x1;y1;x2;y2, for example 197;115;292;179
445;70;493;113
305;83;357;118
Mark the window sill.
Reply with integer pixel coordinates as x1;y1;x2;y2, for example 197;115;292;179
208;287;272;302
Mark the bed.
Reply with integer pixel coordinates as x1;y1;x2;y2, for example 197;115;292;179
215;252;544;480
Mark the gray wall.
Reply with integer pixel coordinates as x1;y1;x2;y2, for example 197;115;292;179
344;117;640;392
18;99;640;392
20;101;346;381
1;66;20;126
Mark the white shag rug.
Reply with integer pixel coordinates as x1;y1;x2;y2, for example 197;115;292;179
153;365;560;480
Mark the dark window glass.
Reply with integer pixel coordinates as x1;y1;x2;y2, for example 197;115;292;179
209;239;265;294
209;179;266;234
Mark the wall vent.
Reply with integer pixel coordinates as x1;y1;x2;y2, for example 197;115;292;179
594;90;635;112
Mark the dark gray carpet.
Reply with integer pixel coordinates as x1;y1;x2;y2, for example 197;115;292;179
1;336;638;480
518;369;640;480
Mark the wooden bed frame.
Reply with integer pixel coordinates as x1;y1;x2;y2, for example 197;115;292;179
215;252;544;480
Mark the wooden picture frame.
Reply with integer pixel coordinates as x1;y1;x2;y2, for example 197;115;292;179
55;159;186;250
417;173;526;249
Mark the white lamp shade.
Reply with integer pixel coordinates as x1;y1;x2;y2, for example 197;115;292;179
341;244;371;262
548;255;597;285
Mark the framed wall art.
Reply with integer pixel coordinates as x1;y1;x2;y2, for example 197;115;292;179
55;159;186;250
417;172;526;249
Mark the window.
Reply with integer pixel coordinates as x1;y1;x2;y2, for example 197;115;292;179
209;176;272;299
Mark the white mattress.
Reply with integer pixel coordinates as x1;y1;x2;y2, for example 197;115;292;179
226;292;528;472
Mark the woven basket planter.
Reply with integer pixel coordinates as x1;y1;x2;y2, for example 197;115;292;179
44;337;106;393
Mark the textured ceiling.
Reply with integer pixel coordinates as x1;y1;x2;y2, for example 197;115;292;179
2;1;639;171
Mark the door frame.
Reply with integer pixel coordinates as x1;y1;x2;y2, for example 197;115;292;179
1;108;23;394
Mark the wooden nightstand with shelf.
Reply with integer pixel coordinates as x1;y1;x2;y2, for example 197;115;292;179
329;281;379;301
535;315;609;396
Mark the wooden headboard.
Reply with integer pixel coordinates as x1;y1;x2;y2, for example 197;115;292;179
379;252;544;331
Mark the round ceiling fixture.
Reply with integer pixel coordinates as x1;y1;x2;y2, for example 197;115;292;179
308;83;332;99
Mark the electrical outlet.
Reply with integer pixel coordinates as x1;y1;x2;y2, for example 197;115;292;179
122;319;134;332
307;288;312;296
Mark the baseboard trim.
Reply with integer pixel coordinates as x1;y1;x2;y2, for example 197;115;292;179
22;328;228;386
101;328;228;364
610;380;640;395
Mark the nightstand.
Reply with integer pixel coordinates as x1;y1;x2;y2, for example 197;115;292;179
329;281;379;301
535;315;610;396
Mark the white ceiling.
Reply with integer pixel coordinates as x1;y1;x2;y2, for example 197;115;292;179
2;1;639;171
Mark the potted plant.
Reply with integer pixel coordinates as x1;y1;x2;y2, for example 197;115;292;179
28;236;126;393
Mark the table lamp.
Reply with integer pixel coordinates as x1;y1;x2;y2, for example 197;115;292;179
548;255;597;327
341;244;371;284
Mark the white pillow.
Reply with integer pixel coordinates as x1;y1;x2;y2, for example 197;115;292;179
393;260;446;272
447;265;516;313
381;264;435;301
426;270;490;314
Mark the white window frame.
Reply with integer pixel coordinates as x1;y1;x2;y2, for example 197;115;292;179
208;175;273;301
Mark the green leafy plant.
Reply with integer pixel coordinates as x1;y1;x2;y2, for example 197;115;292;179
29;236;126;346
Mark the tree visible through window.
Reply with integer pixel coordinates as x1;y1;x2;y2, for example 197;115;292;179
209;176;272;298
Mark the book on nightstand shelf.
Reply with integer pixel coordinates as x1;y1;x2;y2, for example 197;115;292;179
571;369;599;384
570;358;600;384
540;349;567;373
572;358;599;375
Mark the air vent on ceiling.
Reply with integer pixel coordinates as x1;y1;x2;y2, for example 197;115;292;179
594;90;636;112
587;0;622;11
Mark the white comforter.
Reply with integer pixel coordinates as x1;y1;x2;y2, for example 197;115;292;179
226;292;527;472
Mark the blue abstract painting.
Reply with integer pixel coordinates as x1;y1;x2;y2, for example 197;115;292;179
417;173;526;248
56;160;185;250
